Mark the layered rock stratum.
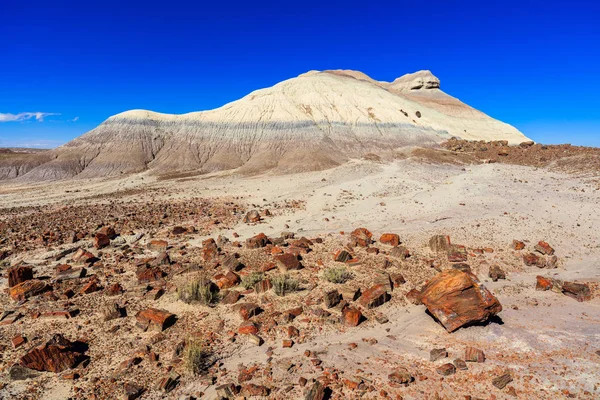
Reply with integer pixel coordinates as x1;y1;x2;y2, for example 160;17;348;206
0;70;528;181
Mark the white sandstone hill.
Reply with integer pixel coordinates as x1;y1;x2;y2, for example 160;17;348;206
0;69;528;181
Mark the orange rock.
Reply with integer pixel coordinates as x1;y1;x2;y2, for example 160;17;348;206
358;284;390;309
8;265;33;287
512;240;525;250
535;241;555;255
238;321;258;335
351;228;373;247
419;270;502;332
9;279;48;301
135;308;176;331
380;233;400;247
342;306;362;327
535;275;553;291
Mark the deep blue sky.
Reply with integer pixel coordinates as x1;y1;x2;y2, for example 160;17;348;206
1;0;599;148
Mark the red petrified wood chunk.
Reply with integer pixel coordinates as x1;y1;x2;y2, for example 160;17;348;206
274;253;301;271
19;334;85;373
359;284;390;309
342;306;362;327
8;265;34;287
419;269;502;332
379;233;400;247
135;308;176;331
351;228;373;247
9;280;49;301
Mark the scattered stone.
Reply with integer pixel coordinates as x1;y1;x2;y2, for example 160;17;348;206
453;358;467;370
380;233;400;247
282;339;294;348
221;290;241;304
8;265;33;287
334;249;352;262
419;270;502;332
536;275;554;291
275;253;302;271
430;348;447;361
237;303;261;320
135;308;176;331
243;210;262;223
216;383;238;399
405;289;422;305
447;245;467;262
246;233;269;249
238;321;258;335
324;289;342;308
465;347;485;363
214;271;240;289
351;228;373;247
388;368;413;385
562;281;592;302
492;373;513;389
9;279;49;301
359;284;390;308
305;381;328;400
512;240;525;250
342;306;362;327
436;363;456;376
19;334;86;373
56;266;86;282
452;263;471;272
148;239;168;251
429;235;451;252
535;241;555;255
241;384;270;397
488;265;506;282
94;233;110;249
98;226;117;239
12;335;26;348
123;382;144;400
157;373;179;393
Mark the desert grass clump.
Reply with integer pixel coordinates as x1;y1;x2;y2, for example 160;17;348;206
178;275;215;305
272;274;299;296
184;337;208;376
241;272;265;290
323;266;353;284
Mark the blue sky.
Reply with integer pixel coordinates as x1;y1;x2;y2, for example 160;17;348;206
1;0;599;148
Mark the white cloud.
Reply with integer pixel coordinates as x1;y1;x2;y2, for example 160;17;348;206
0;112;60;122
70;116;79;122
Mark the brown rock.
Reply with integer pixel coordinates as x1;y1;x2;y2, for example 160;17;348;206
305;381;328;400
523;252;542;267
254;278;273;293
94;233;110;249
9;279;48;301
136;266;166;283
106;282;124;296
535;241;555;255
323;289;341;308
429;235;451;252
453;358;468;370
287;325;299;338
512;240;525;250
419;270;502;332
12;335;26;348
535;276;553;291
359;284;390;308
135;308;176;331
238;321;258;335
405;289;422;305
562;281;592;302
214;271;240;289
274;253;302;271
221;290;241;304
148;239;168;251
351;227;373;247
241;384;270;397
282;339;294;348
488;265;506;282
123;382;144;400
243;210;261;224
388;368;412;385
430;348;447;361
98;226;117;239
390;246;411;259
465;347;485;363
246;233;269;249
436;363;456;376
380;233;400;247
492;373;513;389
216;383;238;399
19;334;85;373
8;265;34;287
333;249;352;262
171;226;187;235
72;248;96;264
157;373;179;393
237;303;261;320
447;245;467;262
342;306;362;327
80;280;100;295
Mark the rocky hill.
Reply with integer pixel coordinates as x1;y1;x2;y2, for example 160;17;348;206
0;70;528;181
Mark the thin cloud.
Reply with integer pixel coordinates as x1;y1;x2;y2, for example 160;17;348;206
69;116;79;122
0;112;60;122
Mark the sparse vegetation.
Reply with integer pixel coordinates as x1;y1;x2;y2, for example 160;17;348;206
272;274;299;296
178;275;215;305
241;272;265;289
323;266;353;284
183;337;208;376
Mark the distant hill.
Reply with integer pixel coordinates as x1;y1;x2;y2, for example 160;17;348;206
0;70;528;181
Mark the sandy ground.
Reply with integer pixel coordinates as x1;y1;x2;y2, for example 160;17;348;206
1;158;599;399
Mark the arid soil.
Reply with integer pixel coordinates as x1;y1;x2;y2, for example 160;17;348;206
0;143;599;400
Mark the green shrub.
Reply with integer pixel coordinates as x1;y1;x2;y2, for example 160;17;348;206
184;337;207;375
178;275;215;305
241;272;265;290
272;274;299;296
323;266;353;284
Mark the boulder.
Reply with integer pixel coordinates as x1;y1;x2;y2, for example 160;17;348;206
350;228;373;247
380;233;400;247
419;270;502;332
274;253;302;271
8;265;33;287
9;279;49;301
135;308;176;331
19;334;85;373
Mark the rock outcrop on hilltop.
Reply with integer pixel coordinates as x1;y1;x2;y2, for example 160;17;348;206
0;70;529;181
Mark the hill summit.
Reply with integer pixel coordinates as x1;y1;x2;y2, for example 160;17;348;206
1;70;528;180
